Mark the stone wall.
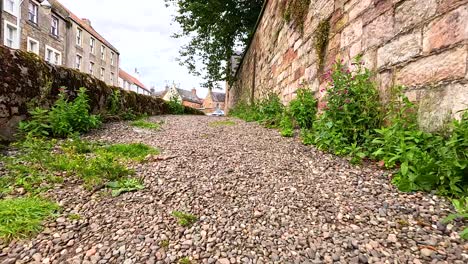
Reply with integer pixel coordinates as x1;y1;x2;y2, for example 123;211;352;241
0;46;202;141
229;0;468;131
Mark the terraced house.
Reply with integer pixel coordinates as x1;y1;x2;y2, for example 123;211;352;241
0;0;119;86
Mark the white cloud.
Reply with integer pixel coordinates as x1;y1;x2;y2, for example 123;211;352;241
59;0;221;98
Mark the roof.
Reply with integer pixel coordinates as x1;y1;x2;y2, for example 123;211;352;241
153;90;167;98
211;92;226;103
119;68;150;93
51;0;119;54
176;88;202;104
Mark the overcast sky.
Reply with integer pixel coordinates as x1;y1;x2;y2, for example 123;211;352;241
60;0;214;97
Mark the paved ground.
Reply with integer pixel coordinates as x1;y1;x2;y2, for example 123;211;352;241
1;116;467;264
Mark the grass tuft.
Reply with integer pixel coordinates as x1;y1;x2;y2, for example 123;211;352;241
100;143;160;162
172;211;198;227
106;178;145;197
179;257;191;264
209;120;236;127
131;120;161;130
0;197;59;241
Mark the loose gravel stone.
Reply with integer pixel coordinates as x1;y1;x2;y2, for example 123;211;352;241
0;116;466;263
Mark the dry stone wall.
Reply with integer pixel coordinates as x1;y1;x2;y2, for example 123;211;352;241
0;46;202;141
229;0;468;131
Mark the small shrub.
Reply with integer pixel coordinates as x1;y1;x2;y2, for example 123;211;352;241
108;89;122;115
229;101;260;122
257;93;284;128
0;197;59;241
289;88;317;129
19;87;101;138
168;96;185;115
172;211;198;227
106;178;145;197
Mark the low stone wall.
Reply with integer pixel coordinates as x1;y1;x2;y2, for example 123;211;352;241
0;46;202;141
229;0;468;131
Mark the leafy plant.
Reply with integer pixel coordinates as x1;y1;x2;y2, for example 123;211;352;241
0;197;59;241
106;178;145;197
178;257;191;264
172;211;198;227
313;59;382;155
19;87;101;138
108;89;122;115
289;88;317;129
168;95;185;115
280;111;294;137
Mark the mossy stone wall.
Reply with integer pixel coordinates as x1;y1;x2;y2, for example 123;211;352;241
0;46;202;141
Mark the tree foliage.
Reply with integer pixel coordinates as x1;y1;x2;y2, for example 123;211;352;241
165;0;264;88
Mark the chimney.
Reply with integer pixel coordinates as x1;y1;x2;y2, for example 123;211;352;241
82;18;92;27
191;88;198;97
134;68;141;80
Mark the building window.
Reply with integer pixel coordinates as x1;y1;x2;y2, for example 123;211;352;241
100;68;105;80
51;16;59;36
27;37;39;54
76;28;82;46
89;62;94;75
4;0;16;14
45;45;62;65
100;46;105;60
110;72;114;83
4;22;18;49
110;52;114;65
28;2;38;24
75;54;82;70
90;38;95;54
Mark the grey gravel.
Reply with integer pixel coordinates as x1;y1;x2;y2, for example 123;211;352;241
1;115;467;263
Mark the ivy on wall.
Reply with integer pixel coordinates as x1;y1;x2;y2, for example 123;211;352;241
314;19;331;70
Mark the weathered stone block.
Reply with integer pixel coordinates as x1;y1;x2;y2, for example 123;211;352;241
349;0;372;21
376;70;394;102
396;46;467;87
395;0;437;32
362;0;394;25
340;19;363;47
423;5;468;53
363;10;394;50
437;0;468;14
377;30;422;68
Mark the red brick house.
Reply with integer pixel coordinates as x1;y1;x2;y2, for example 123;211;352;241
203;89;226;113
158;86;203;109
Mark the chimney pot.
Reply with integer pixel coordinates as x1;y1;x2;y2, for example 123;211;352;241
82;18;92;27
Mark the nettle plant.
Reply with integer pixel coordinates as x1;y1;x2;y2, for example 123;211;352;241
312;59;382;157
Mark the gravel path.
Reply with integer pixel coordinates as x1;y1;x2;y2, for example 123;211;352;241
1;115;467;264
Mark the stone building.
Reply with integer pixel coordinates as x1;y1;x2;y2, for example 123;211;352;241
1;0;119;86
203;88;226;113
118;68;152;96
229;0;468;131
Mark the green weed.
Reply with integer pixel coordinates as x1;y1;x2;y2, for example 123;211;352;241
0;197;59;241
67;214;81;221
106;178;145;197
179;257;191;264
160;239;170;248
172;211;198;227
100;143;160;162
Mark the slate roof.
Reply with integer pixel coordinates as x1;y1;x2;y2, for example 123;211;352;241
153;90;167;98
51;0;119;54
211;92;226;103
177;88;202;104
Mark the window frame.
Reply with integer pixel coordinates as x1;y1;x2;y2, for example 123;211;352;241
75;54;82;70
100;67;105;80
51;16;59;37
44;45;62;65
90;37;95;54
100;46;105;60
28;1;38;24
4;0;17;16
76;28;82;46
89;61;94;75
27;37;39;55
4;21;19;49
110;72;114;83
110;52;114;65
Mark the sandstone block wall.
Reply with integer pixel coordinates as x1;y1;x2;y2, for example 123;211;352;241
229;0;468;131
0;46;202;141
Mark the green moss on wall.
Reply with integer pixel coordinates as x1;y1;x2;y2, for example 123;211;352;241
314;18;330;70
283;0;311;32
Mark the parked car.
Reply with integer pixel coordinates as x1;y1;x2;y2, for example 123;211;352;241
209;109;225;116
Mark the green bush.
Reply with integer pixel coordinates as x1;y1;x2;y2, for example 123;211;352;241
19;87;101;138
257;93;284;128
312;60;382;155
289;88;317;129
280;111;294;137
229;101;260;122
168;96;185;114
